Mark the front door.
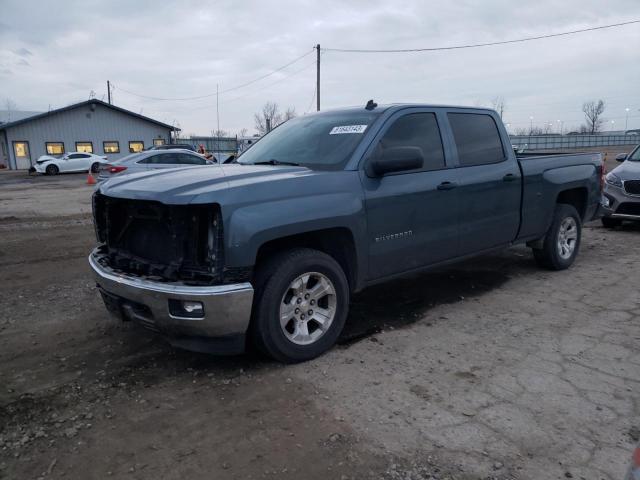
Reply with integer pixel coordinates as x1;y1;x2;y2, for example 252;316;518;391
13;141;31;169
361;110;460;280
446;112;521;254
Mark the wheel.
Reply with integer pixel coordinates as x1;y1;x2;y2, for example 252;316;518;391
45;164;59;175
532;204;582;270
250;248;349;363
601;217;622;228
90;162;100;173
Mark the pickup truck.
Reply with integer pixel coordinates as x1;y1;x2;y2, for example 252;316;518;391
90;103;604;363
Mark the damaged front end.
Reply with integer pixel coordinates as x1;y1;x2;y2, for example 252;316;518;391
92;192;224;285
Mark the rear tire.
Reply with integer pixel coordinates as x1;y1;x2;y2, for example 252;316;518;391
250;248;349;363
601;217;622;228
90;162;100;173
45;164;59;175
532;204;582;270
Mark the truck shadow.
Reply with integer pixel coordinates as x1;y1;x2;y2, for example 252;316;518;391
339;247;533;345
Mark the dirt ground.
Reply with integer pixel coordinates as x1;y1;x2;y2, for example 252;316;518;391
0;169;639;480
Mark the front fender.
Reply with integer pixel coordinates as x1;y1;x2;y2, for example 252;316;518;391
224;192;366;269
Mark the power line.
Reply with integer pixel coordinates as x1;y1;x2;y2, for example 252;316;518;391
115;49;315;101
187;59;317;112
323;19;640;53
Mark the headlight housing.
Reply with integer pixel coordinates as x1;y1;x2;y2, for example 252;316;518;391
605;173;623;188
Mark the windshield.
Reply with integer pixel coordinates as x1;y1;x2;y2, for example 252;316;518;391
628;146;640;161
238;110;381;170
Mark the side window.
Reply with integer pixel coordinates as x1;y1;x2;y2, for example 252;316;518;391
137;154;159;164
376;113;445;172
448;113;504;167
157;153;179;164
178;153;206;165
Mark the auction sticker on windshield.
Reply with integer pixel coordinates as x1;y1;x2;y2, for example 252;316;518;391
329;125;368;135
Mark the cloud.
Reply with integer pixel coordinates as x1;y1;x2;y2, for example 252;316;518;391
0;0;638;134
13;47;32;57
16;59;30;66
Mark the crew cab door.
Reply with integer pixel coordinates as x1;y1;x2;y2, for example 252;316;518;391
361;109;460;280
445;112;521;254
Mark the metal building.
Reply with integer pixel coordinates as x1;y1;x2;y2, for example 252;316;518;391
0;99;179;169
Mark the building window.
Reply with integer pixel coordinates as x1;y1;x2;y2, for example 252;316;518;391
75;142;94;153
153;138;166;146
103;141;120;154
129;141;144;153
13;141;30;158
46;142;65;155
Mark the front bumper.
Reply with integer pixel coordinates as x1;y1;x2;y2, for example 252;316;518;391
89;249;254;354
602;183;640;221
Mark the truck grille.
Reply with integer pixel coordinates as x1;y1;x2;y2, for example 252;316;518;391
623;180;640;196
92;193;223;284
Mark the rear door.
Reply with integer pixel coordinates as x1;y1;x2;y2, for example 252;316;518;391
361;109;460;279
446;111;521;255
66;153;90;171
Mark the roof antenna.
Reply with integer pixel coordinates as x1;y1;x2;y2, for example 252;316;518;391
365;99;377;110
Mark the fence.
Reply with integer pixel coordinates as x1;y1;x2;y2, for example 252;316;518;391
509;134;638;151
177;136;238;154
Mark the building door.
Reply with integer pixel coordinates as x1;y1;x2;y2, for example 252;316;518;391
13;141;31;169
0;137;8;168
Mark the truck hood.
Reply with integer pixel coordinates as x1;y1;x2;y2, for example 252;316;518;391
98;164;339;204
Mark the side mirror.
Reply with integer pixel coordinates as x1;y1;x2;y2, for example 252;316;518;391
615;153;627;162
368;146;424;177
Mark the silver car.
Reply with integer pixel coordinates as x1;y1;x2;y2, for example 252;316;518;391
97;149;212;182
601;144;640;227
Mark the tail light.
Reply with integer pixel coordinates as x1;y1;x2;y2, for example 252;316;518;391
108;165;127;174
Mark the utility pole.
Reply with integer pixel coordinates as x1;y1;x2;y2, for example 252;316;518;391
316;44;320;111
216;83;220;155
107;80;111;104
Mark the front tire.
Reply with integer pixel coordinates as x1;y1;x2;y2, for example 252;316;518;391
45;164;59;175
601;217;622;228
250;248;349;363
532;204;582;270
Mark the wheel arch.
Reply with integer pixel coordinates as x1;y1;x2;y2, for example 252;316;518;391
253;227;359;293
556;187;588;221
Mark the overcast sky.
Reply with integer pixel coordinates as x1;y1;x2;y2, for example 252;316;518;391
1;0;639;136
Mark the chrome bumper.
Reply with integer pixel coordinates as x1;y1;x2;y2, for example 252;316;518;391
89;249;254;352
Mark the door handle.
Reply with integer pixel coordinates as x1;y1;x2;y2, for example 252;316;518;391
437;181;458;191
503;173;517;182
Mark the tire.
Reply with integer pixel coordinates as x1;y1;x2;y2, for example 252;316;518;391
250;248;349;363
45;164;59;175
532;204;582;270
90;162;100;173
601;217;622;228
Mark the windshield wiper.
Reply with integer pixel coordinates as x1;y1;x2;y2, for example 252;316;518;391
253;159;300;166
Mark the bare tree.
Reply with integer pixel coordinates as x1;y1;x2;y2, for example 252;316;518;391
491;96;506;119
284;107;296;121
514;127;528;136
254;102;297;135
212;129;228;137
237;128;249;138
4;98;17;122
582;100;605;134
254;102;282;135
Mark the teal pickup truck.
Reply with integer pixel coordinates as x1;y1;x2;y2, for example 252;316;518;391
90;102;604;362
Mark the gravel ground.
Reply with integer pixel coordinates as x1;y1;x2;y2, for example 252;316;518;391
0;171;638;479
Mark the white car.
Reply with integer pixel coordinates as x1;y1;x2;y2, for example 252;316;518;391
33;152;108;175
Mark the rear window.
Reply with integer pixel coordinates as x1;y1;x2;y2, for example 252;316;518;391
448;113;504;167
